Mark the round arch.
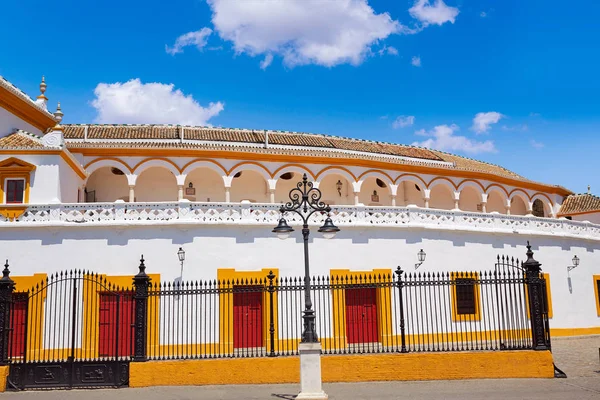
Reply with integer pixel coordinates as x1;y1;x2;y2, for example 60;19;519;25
357;173;393;206
395;174;427;207
228;162;272;182
357;170;394;187
181;159;227;176
133;158;181;177
457;180;485;195
427;177;458;191
316;168;356;206
509;189;530;216
273;164;316;184
85;166;129;202
85;158;133;177
315;166;357;184
530;193;554;217
485;186;508;214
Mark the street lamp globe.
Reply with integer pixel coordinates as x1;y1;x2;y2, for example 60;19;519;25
273;217;294;240
318;216;340;240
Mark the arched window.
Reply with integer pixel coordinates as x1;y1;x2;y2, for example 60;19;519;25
532;199;545;217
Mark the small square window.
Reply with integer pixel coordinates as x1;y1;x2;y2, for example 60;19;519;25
5;179;24;204
455;278;477;315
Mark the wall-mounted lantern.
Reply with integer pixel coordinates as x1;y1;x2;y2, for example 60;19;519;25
336;180;343;197
415;249;426;270
567;255;579;294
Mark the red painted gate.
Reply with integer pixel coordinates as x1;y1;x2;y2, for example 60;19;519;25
10;293;28;358
98;293;134;357
345;287;378;344
233;287;263;348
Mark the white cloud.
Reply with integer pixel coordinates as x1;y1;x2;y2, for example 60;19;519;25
480;11;487;18
392;115;415;128
530;140;544;149
412;124;496;154
471;111;503;133
260;53;274;69
91;79;224;125
501;124;528;132
166;27;213;55
378;45;399;56
207;0;402;67
409;0;459;27
411;56;421;67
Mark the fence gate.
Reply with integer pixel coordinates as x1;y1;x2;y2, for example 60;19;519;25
6;271;132;390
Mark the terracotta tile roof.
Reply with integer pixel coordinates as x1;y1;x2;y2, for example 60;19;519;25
0;130;44;149
0;76;57;119
61;124;568;190
558;193;600;215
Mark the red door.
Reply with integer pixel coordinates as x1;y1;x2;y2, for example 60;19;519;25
233;287;263;348
99;293;134;357
345;287;378;344
10;293;28;358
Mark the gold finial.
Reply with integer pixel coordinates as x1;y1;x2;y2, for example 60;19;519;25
37;75;48;100
54;102;63;122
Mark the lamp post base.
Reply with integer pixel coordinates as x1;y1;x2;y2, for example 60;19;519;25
297;342;328;400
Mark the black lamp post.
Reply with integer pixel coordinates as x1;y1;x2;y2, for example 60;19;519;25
272;173;339;343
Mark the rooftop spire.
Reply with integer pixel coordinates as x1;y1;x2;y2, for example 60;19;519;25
588;185;591;194
54;102;63;123
35;75;48;110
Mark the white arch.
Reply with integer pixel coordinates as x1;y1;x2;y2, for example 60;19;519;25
228;163;272;182
457;181;484;202
531;193;553;216
358;171;393;189
509;189;530;205
273;165;316;188
85;159;132;180
394;175;427;190
427;178;456;192
182;160;227;176
485;186;509;203
316;168;356;186
133;159;180;177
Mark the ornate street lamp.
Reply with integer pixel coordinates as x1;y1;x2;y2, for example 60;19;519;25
177;247;185;274
415;249;426;270
272;173;339;343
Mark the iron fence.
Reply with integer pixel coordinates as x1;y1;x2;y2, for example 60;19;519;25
0;247;551;368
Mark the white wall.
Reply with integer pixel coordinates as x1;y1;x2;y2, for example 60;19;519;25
58;158;84;203
0;154;62;203
0;107;43;137
573;212;600;224
0;223;598;331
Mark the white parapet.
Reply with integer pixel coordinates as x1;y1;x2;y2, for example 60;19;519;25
1;202;600;242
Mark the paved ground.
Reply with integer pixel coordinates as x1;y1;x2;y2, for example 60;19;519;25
2;336;599;399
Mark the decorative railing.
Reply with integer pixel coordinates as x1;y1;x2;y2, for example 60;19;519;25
1;202;599;240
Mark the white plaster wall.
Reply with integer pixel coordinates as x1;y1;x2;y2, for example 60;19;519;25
429;185;454;210
184;168;226;202
318;175;353;206
136;167;178;202
358;178;392;206
230;170;269;203
573;212;600;224
0;107;43;136
86;167;129;202
0;224;598;331
459;186;481;212
0;154;61;203
58;158;83;203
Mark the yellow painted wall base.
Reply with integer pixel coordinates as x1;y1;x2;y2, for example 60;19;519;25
0;366;8;392
550;327;600;337
130;351;553;388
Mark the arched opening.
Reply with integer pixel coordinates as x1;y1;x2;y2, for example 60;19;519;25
459;186;483;212
429;184;455;210
136;166;178;202
319;174;353;205
275;172;302;204
486;190;507;213
230;170;269;203
397;180;425;207
532;199;545;217
85;166;129;202
358;177;392;206
510;195;528;216
184;168;226;202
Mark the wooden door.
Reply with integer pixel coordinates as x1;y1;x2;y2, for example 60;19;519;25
233;287;263;348
10;293;28;358
98;293;134;357
345;287;378;344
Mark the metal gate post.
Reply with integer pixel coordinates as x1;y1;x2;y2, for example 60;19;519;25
133;256;151;361
267;271;276;357
523;242;550;350
0;261;14;365
395;267;407;353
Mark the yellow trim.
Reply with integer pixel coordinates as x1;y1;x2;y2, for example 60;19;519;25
450;272;481;322
0;366;7;392
0;157;35;217
329;269;393;349
0;86;57;132
129;350;553;387
67;148;572;197
550;327;600;337
59;151;87;180
594;275;600;317
216;268;279;354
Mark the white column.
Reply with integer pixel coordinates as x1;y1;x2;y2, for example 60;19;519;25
128;185;135;203
505;199;511;215
268;179;277;204
225;187;231;203
389;184;398;207
353;191;360;205
526;201;534;216
481;193;488;213
453;191;460;211
269;189;275;204
297;343;328;400
222;176;233;203
178;185;184;201
391;195;397;207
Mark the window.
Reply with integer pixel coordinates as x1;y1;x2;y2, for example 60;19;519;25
5;179;25;204
451;272;481;321
594;275;600;317
532;199;545;217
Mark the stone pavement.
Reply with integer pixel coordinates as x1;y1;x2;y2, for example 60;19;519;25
2;336;599;400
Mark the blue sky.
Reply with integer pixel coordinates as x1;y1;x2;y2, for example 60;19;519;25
1;0;599;194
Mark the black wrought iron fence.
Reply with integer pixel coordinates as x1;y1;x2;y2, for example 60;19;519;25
0;244;551;367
